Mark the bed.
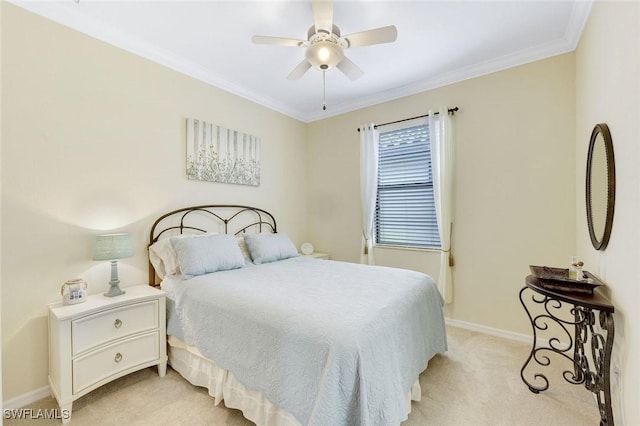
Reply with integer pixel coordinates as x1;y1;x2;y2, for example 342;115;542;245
148;205;447;426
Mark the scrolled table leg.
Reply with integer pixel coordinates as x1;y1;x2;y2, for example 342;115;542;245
595;311;615;425
519;287;550;393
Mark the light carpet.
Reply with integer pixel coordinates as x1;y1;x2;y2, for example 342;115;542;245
6;326;600;425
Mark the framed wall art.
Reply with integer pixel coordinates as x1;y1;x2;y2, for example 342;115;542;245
186;118;260;186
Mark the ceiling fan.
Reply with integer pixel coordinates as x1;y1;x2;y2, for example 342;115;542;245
251;0;398;82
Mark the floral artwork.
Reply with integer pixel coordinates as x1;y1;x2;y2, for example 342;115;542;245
186;118;260;186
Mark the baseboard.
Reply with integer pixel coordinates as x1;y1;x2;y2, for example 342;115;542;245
3;386;51;410
445;317;534;344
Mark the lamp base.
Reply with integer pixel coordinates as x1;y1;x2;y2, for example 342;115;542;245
104;281;125;297
104;260;126;297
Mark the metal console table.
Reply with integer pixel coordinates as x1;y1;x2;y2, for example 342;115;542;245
519;275;615;426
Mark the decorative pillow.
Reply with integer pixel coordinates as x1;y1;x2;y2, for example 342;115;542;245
243;233;299;265
149;232;218;279
171;234;245;279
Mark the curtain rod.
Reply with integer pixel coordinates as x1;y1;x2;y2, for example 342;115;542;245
357;107;459;132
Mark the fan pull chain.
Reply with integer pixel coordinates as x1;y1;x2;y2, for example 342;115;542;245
322;70;327;111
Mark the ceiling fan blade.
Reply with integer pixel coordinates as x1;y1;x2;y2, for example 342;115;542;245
343;25;398;48
287;60;312;80
337;56;364;81
312;0;333;34
252;35;307;47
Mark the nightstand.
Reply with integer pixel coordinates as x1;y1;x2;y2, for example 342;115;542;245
302;252;329;260
48;285;167;424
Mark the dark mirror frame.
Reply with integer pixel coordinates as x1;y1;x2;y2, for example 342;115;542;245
586;123;615;250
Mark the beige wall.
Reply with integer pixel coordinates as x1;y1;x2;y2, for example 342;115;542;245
0;3;307;400
308;54;576;334
575;2;640;424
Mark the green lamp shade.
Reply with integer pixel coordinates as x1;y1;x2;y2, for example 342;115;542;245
93;233;134;261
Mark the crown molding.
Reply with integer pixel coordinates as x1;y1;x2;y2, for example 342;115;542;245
307;1;594;122
8;0;309;122
9;0;593;124
304;38;572;122
565;0;594;50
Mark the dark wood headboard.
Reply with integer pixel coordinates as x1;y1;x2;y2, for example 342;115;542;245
148;205;277;285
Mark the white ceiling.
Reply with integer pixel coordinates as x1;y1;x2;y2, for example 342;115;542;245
11;0;592;123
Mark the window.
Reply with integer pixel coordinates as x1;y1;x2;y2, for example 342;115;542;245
375;118;441;248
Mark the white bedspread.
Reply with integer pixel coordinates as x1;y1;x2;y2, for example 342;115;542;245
164;257;447;426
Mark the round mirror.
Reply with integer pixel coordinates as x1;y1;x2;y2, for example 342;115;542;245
586;123;615;250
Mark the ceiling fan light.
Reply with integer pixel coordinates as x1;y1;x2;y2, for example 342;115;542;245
305;41;344;71
318;47;330;61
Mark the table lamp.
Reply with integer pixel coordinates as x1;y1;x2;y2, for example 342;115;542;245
93;233;134;297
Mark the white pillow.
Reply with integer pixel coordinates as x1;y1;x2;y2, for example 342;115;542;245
243;233;299;265
149;232;217;279
171;233;245;279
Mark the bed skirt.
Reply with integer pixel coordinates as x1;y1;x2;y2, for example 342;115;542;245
167;336;422;426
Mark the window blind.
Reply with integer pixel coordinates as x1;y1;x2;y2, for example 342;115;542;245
375;122;441;248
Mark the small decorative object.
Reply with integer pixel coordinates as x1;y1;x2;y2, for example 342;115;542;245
301;242;314;255
186;118;260;186
569;256;585;281
93;233;134;297
576;261;584;280
529;265;602;295
61;278;88;305
569;256;579;280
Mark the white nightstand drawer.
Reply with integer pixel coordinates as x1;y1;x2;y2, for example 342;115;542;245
72;300;158;355
72;331;159;394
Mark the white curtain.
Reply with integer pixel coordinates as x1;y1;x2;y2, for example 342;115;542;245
359;123;379;265
429;108;454;304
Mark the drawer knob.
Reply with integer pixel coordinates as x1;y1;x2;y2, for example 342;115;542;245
114;352;123;363
114;319;122;329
